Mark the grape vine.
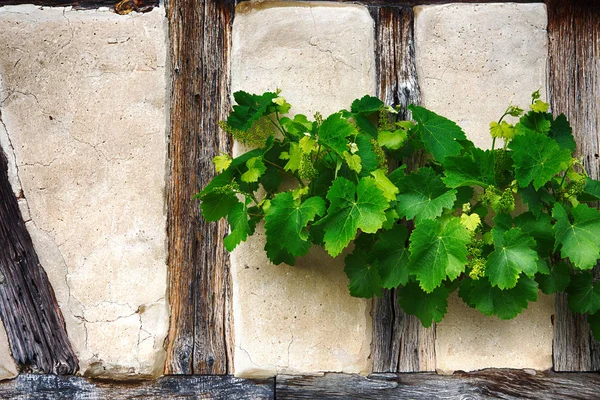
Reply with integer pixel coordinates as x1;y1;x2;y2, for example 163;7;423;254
196;90;600;335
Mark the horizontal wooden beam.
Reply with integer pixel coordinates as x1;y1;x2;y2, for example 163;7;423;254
0;0;158;13
0;374;274;399
277;370;600;399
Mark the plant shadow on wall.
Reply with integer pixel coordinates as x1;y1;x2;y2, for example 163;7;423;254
195;90;600;336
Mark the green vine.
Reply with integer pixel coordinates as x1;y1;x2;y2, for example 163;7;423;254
196;89;600;335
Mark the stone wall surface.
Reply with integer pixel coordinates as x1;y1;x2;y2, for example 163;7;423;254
0;5;168;378
230;2;375;378
414;3;553;372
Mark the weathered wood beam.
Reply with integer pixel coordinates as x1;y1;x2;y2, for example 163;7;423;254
0;143;77;374
547;0;600;372
277;370;600;399
371;6;434;373
164;0;235;375
0;0;158;13
0;374;274;399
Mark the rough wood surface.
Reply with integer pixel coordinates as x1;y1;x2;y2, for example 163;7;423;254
0;374;274;399
164;0;235;375
548;0;600;372
0;145;77;374
371;6;434;374
0;0;158;11
277;370;600;399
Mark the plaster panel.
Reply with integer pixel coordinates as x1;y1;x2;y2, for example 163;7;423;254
415;3;553;372
231;2;375;378
0;5;168;378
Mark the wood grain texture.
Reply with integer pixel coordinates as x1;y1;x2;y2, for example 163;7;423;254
0;374;274;399
0;144;77;374
165;0;235;375
371;6;434;373
0;0;158;11
277;370;600;399
548;0;600;372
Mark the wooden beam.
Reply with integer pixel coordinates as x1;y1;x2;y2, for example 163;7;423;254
164;0;235;375
547;0;600;372
0;374;274;399
277;370;600;399
0;0;158;13
371;6;434;373
0;143;78;374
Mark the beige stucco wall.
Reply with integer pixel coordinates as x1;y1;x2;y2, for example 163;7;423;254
0;5;168;378
415;3;553;372
230;2;375;378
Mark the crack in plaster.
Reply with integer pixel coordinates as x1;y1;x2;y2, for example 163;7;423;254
307;6;355;72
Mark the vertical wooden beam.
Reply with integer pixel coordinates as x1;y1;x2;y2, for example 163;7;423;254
0;143;78;374
548;0;600;372
165;0;235;375
371;6;435;373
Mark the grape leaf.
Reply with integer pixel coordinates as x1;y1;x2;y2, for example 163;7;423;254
396;167;457;222
549;114;576;152
224;201;252;251
553;203;600;270
318;113;357;155
459;276;538;320
509;132;572;190
213;154;232;173
199;189;239;222
280;114;313;139
372;224;410;289
514;111;552;136
588;312;600;342
397;281;449;328
318;177;389;257
567;271;600;314
582;178;600;201
355;134;381;175
408;216;470;292
344;249;382;298
241;156;266;183
514;212;554;255
371;169;399;201
264;193;325;260
485;228;539;289
351;95;384;114
442;148;495;188
228;91;278;131
378;129;407;150
536;261;570;295
408;105;467;162
518;185;555;218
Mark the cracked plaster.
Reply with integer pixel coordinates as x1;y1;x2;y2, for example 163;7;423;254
415;3;553;372
0;5;168;378
231;2;374;378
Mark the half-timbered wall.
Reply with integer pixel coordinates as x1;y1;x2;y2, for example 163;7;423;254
0;0;598;384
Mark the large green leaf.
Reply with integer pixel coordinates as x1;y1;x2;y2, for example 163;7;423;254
351;95;384;114
344;249;383;298
223;201;253;252
536;261;570;295
318;177;389;257
549;113;576;152
318;113;357;155
485;228;539;289
442;148;495;188
396;167;457;222
408;105;467;162
199;189;240;222
264;193;325;261
397;281;449;328
567;272;600;314
510;133;572;190
228;91;278;131
373;224;410;289
553;203;600;270
408;217;471;292
459;276;538;320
